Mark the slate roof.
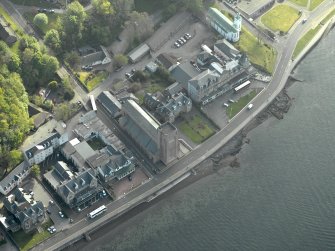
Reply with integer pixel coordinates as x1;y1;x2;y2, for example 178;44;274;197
0;161;30;192
24;133;60;160
188;69;220;90
171;62;199;86
156;53;177;69
122;99;160;139
97;91;122;116
215;39;240;59
207;8;238;34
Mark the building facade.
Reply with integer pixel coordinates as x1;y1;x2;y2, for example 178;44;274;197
207;8;242;42
3;188;45;233
120;99;180;165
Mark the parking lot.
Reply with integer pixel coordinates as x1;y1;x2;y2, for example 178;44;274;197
152;19;217;63
109;168;151;200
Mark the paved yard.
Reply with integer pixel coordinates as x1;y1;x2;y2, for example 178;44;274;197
110;168;150;200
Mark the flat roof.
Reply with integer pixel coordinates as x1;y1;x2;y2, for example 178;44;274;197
237;0;273;16
69;138;80;146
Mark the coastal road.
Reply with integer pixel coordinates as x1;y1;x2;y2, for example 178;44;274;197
30;1;335;250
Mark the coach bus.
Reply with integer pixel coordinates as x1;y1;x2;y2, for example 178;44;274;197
234;80;251;93
90;95;97;111
88;205;107;219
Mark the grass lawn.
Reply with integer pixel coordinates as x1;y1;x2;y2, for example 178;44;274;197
235;28;277;74
179;115;215;144
226;90;257;119
24;12;61;35
288;0;308;6
293;9;335;59
0;6;21;33
309;0;325;10
12;220;53;251
87;137;106;150
261;5;300;33
292;25;321;59
77;71;108;91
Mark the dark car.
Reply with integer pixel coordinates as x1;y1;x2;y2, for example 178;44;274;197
38;8;47;13
128;175;132;181
46;209;51;214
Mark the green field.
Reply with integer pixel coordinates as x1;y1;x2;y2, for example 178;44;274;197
179;115;215;144
24;12;61;35
261;5;300;33
12;220;53;251
235;28;277;74
288;0;308;6
309;0;325;10
293;9;335;59
227;90;257;119
78;71;108;91
292;25;321;59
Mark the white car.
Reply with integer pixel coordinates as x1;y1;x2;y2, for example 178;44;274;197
247;103;254;110
223;103;229;108
58;211;64;218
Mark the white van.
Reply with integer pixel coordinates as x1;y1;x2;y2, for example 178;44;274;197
247;103;253;110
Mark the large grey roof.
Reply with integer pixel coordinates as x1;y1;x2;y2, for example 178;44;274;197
0;161;30;191
171;62;199;86
97;91;122;116
128;43;150;62
215;39;240;58
207;8;238;34
189;69;220;89
122;99;160;139
120;115;159;156
73;141;96;160
24;133;60;159
156;53;177;69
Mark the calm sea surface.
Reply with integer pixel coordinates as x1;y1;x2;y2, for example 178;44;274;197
78;30;335;251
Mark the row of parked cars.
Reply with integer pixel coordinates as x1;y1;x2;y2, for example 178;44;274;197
174;33;192;48
38;8;55;13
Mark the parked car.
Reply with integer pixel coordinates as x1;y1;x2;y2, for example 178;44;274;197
49;200;54;205
229;99;235;103
177;39;184;45
247;103;254;110
38;8;47;13
223;103;229;108
81;65;93;71
125;72;131;78
184;33;192;39
47;9;55;14
102;190;107;197
180;37;187;43
46;209;51;215
58;211;64;218
128;175;132;181
174;42;180;48
131;68;136;74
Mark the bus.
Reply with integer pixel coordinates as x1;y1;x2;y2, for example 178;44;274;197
234;80;251;93
88;205;107;219
90;95;97;111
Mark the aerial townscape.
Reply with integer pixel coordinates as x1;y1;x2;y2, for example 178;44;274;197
0;0;334;250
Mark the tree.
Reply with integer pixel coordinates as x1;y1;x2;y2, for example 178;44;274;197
114;54;128;67
92;0;115;17
54;103;74;121
44;29;61;53
33;13;48;29
48;80;58;90
0;41;21;73
60;1;87;48
182;0;204;14
31;164;41;177
39;54;59;83
64;51;80;68
126;11;154;42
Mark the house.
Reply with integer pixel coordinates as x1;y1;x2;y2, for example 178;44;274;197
214;39;240;60
3;188;45;233
237;0;275;19
80;46;112;66
144;92;192;123
87;145;135;182
23;133;67;166
156;53;178;72
97;91;122;118
120;99;179;165
44;162;101;209
171;62;200;90
206;8;242;42
188;69;221;103
0;161;30;195
0;16;17;45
